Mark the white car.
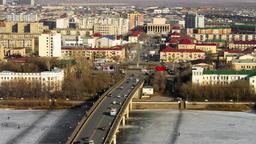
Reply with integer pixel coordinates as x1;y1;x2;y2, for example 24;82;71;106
109;108;117;116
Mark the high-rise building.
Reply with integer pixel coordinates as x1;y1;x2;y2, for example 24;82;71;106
0;0;6;5
0;21;44;33
196;15;205;28
6;13;38;22
39;33;61;57
19;0;35;6
128;12;144;30
78;17;129;35
185;14;205;28
56;18;69;29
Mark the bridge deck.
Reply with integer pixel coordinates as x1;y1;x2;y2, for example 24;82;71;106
70;75;140;144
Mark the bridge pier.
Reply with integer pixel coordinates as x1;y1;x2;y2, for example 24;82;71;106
125;107;129;119
121;116;126;126
129;103;133;111
111;134;117;144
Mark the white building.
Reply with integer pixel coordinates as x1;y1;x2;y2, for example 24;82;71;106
185;14;205;28
62;35;84;47
170;19;185;28
0;68;64;91
196;15;205;28
192;67;256;91
19;0;35;6
95;36;122;48
84;37;96;48
142;86;154;96
56;18;69;29
0;0;6;5
78;17;129;35
39;33;61;57
6;13;38;22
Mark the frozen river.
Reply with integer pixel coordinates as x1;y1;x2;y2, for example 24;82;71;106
1;109;256;144
0;105;88;144
117;110;256;144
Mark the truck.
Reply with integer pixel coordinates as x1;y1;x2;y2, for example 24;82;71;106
109;108;117;116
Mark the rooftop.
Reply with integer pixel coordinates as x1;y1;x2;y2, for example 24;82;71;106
224;50;243;54
179;38;193;44
196;43;217;46
161;48;204;53
62;46;124;51
203;69;256;76
196;26;231;30
233;41;256;45
232;59;256;64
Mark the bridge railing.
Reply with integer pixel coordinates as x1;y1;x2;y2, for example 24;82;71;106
66;75;127;144
104;79;144;144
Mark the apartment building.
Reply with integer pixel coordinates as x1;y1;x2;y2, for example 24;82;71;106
189;33;256;42
78;17;129;35
39;33;61;57
61;47;125;62
0;21;44;33
128;12;144;30
187;27;232;35
232;59;256;70
6;13;38;22
62;35;84;47
52;28;92;36
93;24;118;35
229;41;256;50
160;48;205;62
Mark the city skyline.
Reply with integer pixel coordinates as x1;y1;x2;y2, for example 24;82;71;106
36;0;256;7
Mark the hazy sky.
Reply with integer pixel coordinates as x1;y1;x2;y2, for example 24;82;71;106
37;0;256;7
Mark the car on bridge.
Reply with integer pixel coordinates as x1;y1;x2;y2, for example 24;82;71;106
109;108;117;116
75;137;94;144
112;101;117;105
98;126;107;131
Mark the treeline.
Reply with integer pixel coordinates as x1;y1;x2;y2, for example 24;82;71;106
0;57;123;101
0;57;76;72
180;80;256;102
0;72;122;101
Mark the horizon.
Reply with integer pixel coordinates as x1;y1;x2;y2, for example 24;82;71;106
36;0;256;8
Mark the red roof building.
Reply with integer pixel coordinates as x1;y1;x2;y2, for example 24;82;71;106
168;38;179;44
93;32;102;37
229;41;256;51
180;38;193;44
131;31;142;37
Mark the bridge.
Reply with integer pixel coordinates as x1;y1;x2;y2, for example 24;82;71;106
66;74;144;144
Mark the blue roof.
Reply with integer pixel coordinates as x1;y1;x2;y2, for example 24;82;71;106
103;35;115;40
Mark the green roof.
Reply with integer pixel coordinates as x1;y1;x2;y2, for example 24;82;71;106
197;26;230;30
203;70;256;77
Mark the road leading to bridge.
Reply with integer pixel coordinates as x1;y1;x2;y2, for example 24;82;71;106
72;75;141;144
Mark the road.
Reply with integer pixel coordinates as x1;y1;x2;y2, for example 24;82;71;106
73;75;141;144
